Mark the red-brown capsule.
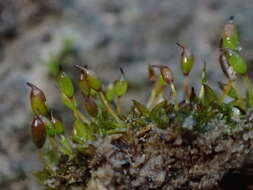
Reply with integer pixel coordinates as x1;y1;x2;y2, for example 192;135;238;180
152;65;173;84
74;65;102;91
27;82;46;101
84;95;98;117
26;82;48;116
31;116;47;149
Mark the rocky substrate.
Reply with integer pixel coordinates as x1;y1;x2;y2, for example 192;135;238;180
48;115;253;190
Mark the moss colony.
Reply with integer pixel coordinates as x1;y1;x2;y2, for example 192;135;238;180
27;17;253;190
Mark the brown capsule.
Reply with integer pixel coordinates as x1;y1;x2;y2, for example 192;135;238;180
152;65;173;84
27;82;46;101
74;65;102;91
84;95;98;117
31;116;47;149
26;82;48;116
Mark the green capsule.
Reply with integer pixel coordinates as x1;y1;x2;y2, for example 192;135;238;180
222;17;239;50
74;65;102;91
51;113;64;135
58;71;74;98
114;68;128;97
27;82;48;116
176;43;195;76
225;49;247;75
72;120;93;143
31;116;47;149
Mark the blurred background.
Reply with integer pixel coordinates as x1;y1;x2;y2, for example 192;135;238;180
1;0;253;189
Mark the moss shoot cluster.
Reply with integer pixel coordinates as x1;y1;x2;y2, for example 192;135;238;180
27;17;253;189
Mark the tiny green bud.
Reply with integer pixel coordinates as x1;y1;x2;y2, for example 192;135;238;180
225;48;247;75
51;113;64;135
222;16;239;50
152;65;173;84
31;116;47;149
176;43;195;76
74;65;102;91
114;68;128;97
58;71;74;98
27;82;48;116
84;95;98;117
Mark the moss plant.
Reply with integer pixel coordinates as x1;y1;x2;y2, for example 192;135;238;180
27;18;253;189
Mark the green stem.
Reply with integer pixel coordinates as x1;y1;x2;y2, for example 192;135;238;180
99;91;121;121
147;81;164;108
115;97;121;114
49;137;58;151
74;109;90;123
243;75;253;107
183;75;190;102
147;86;157;108
38;149;55;175
219;80;233;104
170;83;178;110
69;96;90;123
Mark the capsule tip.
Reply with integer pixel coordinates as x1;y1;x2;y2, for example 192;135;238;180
176;42;185;50
228;16;235;22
